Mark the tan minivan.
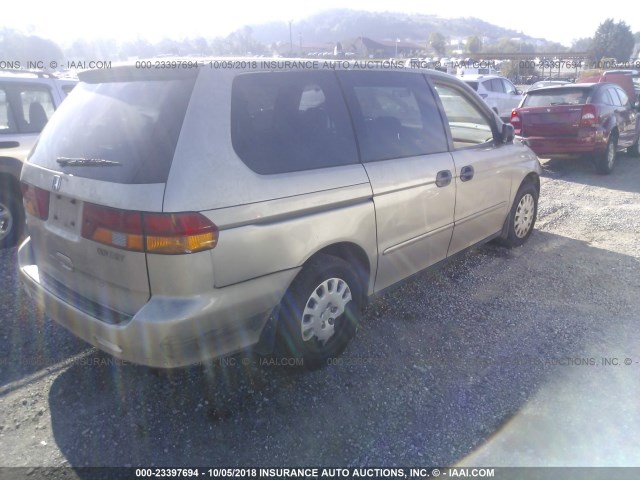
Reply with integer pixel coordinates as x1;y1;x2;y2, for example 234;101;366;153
19;61;541;369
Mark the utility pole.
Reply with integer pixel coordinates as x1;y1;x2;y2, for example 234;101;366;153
288;20;293;56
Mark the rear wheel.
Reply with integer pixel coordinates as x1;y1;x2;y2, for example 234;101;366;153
0;187;23;249
275;254;362;369
498;182;538;248
595;135;617;174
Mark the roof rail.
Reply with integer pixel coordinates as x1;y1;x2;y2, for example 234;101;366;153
0;68;56;78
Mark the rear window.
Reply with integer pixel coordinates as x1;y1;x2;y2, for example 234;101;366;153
523;88;590;107
464;81;479;91
31;76;196;184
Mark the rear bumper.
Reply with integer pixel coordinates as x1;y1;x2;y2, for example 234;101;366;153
18;237;299;368
520;129;606;157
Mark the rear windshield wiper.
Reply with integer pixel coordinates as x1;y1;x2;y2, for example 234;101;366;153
56;157;122;167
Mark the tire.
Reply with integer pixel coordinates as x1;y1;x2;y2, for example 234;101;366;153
275;254;362;369
594;134;617;174
0;186;23;249
498;182;538;248
627;137;640;158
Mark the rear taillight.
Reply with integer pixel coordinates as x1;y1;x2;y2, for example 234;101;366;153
510;109;521;135
580;104;598;127
81;203;218;254
21;183;50;220
143;212;218;254
82;204;145;251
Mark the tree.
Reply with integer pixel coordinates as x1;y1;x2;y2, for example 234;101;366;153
0;29;64;65
466;35;481;54
570;37;592;53
589;19;635;62
429;32;446;56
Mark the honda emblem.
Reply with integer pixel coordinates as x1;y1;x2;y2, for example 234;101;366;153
52;175;62;192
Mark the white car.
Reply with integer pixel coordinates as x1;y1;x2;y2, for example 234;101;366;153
461;74;522;120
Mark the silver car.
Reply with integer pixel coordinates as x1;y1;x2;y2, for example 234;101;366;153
0;70;76;248
18;61;541;369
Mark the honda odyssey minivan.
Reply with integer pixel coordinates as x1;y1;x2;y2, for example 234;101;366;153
19;60;542;369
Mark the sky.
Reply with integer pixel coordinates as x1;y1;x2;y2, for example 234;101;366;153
5;0;639;47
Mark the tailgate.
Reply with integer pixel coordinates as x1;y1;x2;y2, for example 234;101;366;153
520;105;584;137
20;69;197;318
22;170;166;317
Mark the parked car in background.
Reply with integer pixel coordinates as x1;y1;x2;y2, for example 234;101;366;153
0;70;77;248
461;74;522;120
456;66;499;77
602;70;640;105
19;60;541;370
580;73;638;106
526;80;570;92
511;82;640;174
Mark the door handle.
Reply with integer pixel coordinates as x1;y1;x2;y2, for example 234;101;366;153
460;165;474;182
435;170;452;187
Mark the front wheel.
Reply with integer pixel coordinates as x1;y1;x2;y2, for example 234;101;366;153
275;254;362;369
498;182;538;248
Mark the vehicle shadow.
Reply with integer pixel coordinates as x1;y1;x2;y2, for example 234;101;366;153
539;152;640;193
0;246;91;392
47;230;640;470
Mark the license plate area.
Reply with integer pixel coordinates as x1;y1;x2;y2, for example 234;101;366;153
48;194;82;235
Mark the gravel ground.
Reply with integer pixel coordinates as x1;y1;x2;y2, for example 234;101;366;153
1;152;639;473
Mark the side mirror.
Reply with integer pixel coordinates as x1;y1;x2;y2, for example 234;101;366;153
514;89;522;95
501;123;515;144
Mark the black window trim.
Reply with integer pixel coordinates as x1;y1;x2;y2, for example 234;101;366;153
335;70;450;164
429;76;500;152
2;82;55;134
230;70;360;175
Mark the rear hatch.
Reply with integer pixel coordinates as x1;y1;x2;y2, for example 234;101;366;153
21;67;198;320
517;87;592;137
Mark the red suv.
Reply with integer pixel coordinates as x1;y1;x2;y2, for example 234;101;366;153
511;81;640;174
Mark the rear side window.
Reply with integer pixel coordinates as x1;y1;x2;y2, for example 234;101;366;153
0;84;54;134
594;89;615;105
231;71;358;174
489;79;505;93
607;88;622;106
337;71;448;162
19;86;55;133
523;88;590;107
613;87;629;107
31;76;196;184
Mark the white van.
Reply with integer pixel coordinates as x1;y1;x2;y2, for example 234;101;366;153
457;66;499;77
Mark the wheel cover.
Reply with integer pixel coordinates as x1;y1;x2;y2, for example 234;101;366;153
514;193;535;238
301;277;352;344
0;201;13;241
